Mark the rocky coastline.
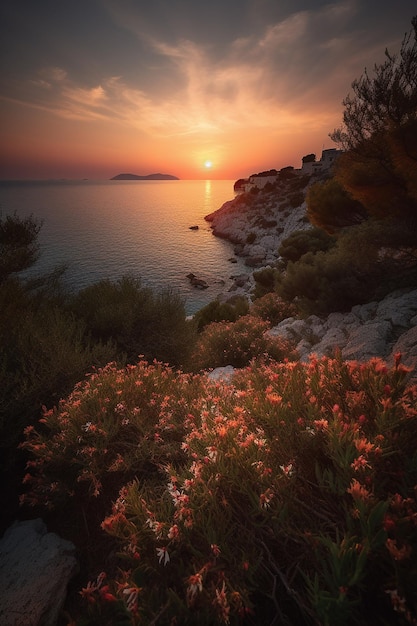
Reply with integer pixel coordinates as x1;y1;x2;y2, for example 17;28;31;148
205;179;417;381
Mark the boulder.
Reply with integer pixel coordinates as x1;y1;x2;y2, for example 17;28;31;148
186;273;209;289
268;288;417;379
208;365;235;381
314;327;347;357
390;325;417;379
342;321;393;361
0;518;78;626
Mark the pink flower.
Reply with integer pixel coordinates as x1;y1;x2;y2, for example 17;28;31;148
351;455;371;471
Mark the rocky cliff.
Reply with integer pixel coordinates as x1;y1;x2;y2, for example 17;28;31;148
206;178;417;381
205;176;312;267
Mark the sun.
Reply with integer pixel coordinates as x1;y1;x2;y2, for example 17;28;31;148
204;160;213;169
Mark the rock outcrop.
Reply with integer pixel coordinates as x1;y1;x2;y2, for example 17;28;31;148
267;287;417;378
208;288;417;383
205;178;417;382
0;518;78;626
205;184;311;268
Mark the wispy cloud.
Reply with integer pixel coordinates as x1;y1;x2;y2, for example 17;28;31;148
2;0;403;143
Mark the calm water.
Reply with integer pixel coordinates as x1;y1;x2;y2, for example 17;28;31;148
0;179;249;314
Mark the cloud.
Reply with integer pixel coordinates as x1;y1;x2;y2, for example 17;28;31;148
3;0;400;143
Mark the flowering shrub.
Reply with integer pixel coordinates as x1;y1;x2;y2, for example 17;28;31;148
20;360;207;511
21;354;417;624
250;291;298;325
188;314;297;370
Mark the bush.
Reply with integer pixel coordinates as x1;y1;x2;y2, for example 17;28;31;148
250;292;297;325
21;355;417;625
278;228;335;266
188;314;297;370
289;191;305;208
307;178;368;233
72;276;196;366
20;361;206;513
252;266;277;298
0;212;41;282
193;297;249;332
275;219;416;316
0;278;116;468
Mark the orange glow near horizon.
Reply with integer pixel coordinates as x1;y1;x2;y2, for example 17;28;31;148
0;95;339;180
1;4;412;181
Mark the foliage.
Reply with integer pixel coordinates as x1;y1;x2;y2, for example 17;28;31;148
278;166;296;180
72;276;196;367
0;277;116;477
289;191;305;208
193;297;249;332
249;292;297;326
330;17;417;223
302;153;316;163
276;218;417;316
252;266;277;298
20;355;417;625
0;212;42;283
306;178;368;233
188;314;297;370
331;17;417;150
278;227;335;266
20;361;206;513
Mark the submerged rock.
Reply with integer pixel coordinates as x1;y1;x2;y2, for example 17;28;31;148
186;273;209;289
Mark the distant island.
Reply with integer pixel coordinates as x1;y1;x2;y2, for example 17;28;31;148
110;173;179;180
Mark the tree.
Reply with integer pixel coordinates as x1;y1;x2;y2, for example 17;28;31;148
331;17;417;150
330;17;417;222
306;178;368;233
0;213;42;283
302;153;316;163
278;227;335;265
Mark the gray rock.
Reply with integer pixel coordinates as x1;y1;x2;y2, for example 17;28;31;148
390;325;417;378
0;518;78;626
267;289;417;380
313;327;347;357
208;365;235;382
351;301;378;323
376;289;417;327
342;321;393;360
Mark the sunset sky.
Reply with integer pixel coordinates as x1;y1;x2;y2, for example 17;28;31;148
1;1;415;180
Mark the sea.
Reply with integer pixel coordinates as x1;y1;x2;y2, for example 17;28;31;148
0;179;250;315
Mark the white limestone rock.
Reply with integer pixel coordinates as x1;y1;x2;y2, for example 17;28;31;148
0;518;78;626
208;365;235;382
268;288;417;378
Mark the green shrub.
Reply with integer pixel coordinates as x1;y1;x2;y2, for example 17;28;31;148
0;278;116;471
275;219;416;316
72;276;196;366
252;266;277;298
307;178;367;233
193;297;249;332
278;228;335;266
